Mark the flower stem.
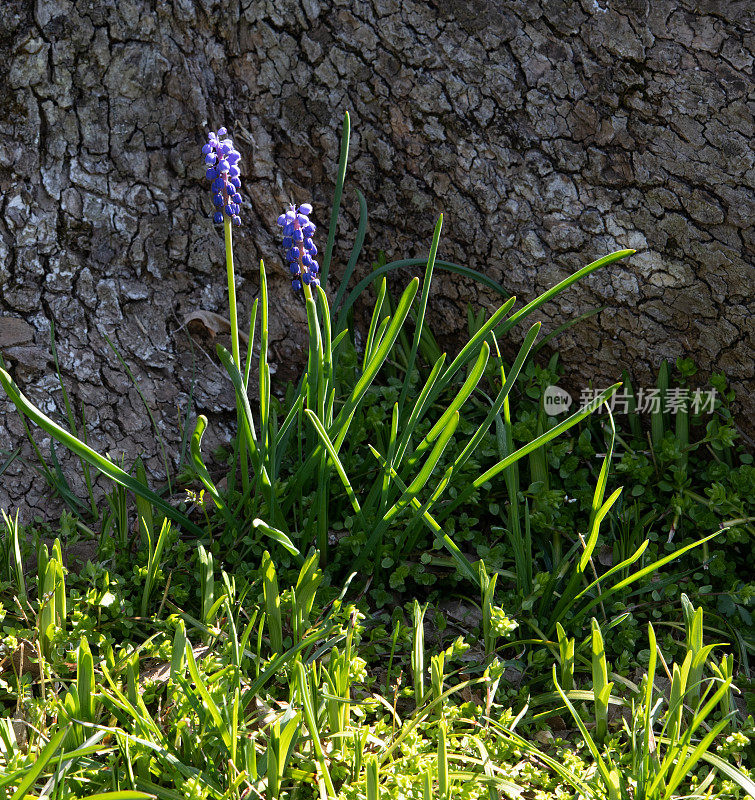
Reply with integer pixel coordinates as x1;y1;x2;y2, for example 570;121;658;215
224;219;241;371
302;281;329;562
224;218;249;496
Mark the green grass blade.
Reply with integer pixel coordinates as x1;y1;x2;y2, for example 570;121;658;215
190;415;233;526
379;402;401;514
331;277;419;448
296;661;337;798
316;286;333;416
366;756;379;800
170;619;187;682
0;367;204;537
529;306;604;359
573;539;650;603
304;409;364;522
304;293;323;417
274;400;303;482
694;747;755;797
216;345;273;501
652;359;669;452
252;519;300;557
335;257;509;331
591;619;614;744
385;412;460;524
282;279;419;516
332;187;368;318
663;715;731;799
142;519;171;618
2;510;26;603
259;260;270;465
77;635;95;723
435;298;516;393
410;342;489;465
197;544;215;629
262;550;283;656
580;487;623;574
393;352;446;468
437;720;449;797
363;278;387;371
398;214;442;413
452;323;540;474
243;298;258;391
355;413;459;571
321;111;350;287
368;315;392;365
552;665;615;791
442;384;621;519
134;457;154;547
577;530;722;620
184;639;233;753
580;407;619;571
10;725;70;800
366;446;479;586
497;250;635;337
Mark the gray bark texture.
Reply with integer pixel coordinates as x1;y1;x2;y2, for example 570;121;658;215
1;0;753;521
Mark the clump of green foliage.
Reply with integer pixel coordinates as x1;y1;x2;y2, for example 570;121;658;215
0;113;752;799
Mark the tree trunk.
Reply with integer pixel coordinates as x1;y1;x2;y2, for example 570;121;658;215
1;0;752;519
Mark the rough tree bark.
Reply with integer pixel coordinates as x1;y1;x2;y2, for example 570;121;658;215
1;0;752;520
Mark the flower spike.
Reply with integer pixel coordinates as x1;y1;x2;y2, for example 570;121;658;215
277;203;319;292
202;128;242;226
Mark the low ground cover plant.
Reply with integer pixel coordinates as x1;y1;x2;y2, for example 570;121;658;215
0;114;752;799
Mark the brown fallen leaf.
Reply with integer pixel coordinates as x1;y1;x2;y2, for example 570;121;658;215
184;310;249;345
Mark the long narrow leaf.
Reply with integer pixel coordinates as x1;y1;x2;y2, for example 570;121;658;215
332;187;368;318
442;384;622;519
184;640;233;753
434;298;516;394
393;352;446;467
304;409;365;523
497;250;635;336
10;726;71;800
321;111;350;287
551;666;616;791
452;323;540;475
336;258;509;330
367;446;479;586
252;519;300;557
577;530;722;620
0;368;203;537
410;342;489;465
190;415;233;525
398;214;442;413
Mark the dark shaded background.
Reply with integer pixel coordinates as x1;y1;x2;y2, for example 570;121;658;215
1;0;752;519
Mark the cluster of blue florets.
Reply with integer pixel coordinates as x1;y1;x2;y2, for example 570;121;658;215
276;204;320;292
202;127;242;225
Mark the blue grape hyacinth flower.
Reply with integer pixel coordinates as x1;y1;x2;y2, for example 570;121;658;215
202;127;242;226
276;203;319;292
